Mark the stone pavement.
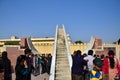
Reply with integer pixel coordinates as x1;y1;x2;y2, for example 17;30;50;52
12;72;49;80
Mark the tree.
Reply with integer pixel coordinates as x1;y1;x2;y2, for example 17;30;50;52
74;40;83;44
113;38;120;44
4;41;19;45
118;38;120;44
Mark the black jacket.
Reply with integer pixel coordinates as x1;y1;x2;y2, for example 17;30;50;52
2;57;11;80
15;64;29;80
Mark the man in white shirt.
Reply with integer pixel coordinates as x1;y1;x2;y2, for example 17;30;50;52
84;50;94;71
84;50;95;80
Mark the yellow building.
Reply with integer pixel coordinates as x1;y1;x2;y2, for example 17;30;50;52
0;36;120;58
0;36;88;55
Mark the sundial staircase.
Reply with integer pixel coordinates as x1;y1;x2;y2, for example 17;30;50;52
49;25;72;80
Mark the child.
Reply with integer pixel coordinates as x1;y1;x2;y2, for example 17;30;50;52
90;58;103;80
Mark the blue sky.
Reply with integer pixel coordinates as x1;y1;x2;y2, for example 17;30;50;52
0;0;120;43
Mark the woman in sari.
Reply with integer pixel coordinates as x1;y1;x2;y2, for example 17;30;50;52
102;50;119;80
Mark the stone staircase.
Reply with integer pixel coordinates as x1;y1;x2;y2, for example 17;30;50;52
55;29;71;80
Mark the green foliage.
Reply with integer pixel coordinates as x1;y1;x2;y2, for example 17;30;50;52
113;38;120;44
4;41;19;45
74;40;83;44
118;39;120;44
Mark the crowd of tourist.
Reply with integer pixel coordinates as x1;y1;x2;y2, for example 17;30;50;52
71;49;120;80
0;48;120;80
0;48;52;80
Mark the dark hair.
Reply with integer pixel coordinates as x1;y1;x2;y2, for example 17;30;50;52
2;51;8;59
16;55;26;66
108;50;115;69
15;55;26;71
93;58;102;68
88;50;93;55
93;54;96;57
75;50;81;56
83;53;87;57
100;54;104;59
48;54;51;56
108;50;115;56
24;48;31;54
73;51;77;55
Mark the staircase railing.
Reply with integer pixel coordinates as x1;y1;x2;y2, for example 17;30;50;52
82;37;95;54
26;37;40;54
49;25;58;80
63;25;72;72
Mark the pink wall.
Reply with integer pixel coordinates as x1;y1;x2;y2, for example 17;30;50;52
6;47;24;73
92;38;116;57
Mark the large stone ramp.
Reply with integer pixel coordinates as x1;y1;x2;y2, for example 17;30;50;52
55;28;71;80
49;25;72;80
26;37;40;54
82;37;95;54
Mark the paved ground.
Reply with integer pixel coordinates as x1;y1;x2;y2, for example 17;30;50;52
12;72;49;80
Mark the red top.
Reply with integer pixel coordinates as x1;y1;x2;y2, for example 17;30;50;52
118;64;120;76
102;57;109;74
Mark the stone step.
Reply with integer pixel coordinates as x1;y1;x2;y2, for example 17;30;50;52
55;75;71;80
57;50;66;52
56;57;67;59
56;55;67;57
56;56;67;58
55;67;70;71
54;28;71;80
56;59;68;63
56;59;68;61
56;63;69;67
55;70;70;74
56;60;68;63
56;59;68;62
58;46;65;48
55;72;70;77
56;53;67;55
56;58;68;61
57;49;66;52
